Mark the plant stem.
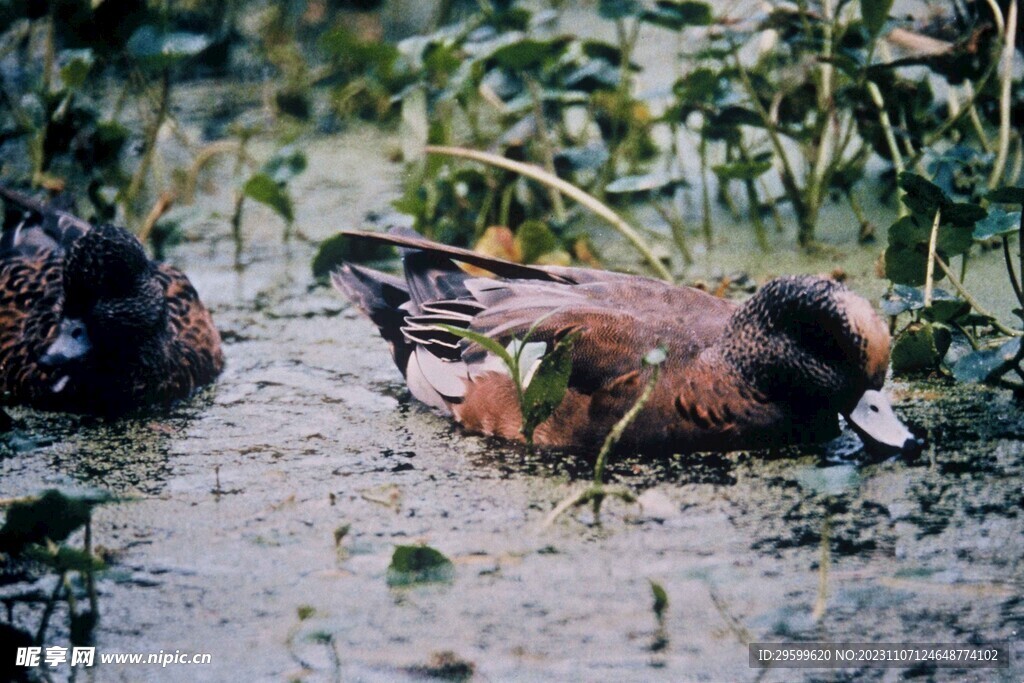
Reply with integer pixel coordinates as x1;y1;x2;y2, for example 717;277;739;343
866;80;906;216
1002;234;1024;306
934;254;1023;336
593;363;661;486
924;208;941;308
732;51;809;243
426;145;674;281
124;70;171;225
989;0;1017;189
526;77;567;222
699;135;713;245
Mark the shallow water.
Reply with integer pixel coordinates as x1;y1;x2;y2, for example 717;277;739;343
0;119;1021;683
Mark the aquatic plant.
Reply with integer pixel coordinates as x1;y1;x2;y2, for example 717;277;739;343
882;170;1023;388
0;0;312;262
0;489;112;660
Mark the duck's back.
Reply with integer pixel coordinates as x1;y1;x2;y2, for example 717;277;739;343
0;249;63;407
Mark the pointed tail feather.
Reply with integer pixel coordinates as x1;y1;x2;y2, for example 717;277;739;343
331;263;414;373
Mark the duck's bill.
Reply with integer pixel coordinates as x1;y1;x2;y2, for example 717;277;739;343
39;318;91;368
844;390;922;455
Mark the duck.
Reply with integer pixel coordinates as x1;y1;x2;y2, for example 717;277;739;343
332;229;919;455
0;186;224;414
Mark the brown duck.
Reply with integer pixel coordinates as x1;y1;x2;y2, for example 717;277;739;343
0;187;223;414
333;230;918;455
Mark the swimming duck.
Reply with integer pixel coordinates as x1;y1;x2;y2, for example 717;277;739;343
333;230;918;455
0;186;224;414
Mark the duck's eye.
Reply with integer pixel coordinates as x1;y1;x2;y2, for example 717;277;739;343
71;327;84;340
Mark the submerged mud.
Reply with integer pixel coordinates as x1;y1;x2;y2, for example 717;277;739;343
1;126;1022;682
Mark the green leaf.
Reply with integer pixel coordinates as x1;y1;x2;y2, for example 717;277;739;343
311;234;396;280
23;544;105;573
521;332;578;442
880;284;924;316
942;202;986;228
59;49;94;90
891;321;942;375
490;38;568;71
243;173;294;224
884;244;929;286
605;172;686;195
712;160;772;181
897;172;950;215
263;146;307;184
437;325;515;371
951;338;1021;383
888;215;929;247
641;1;713;30
515;220;560;264
599;0;642;19
987;186;1024;205
861;0;894;36
649;579;669;620
387;545;454;586
0;490;111;556
127;26;212;70
974;208;1020;240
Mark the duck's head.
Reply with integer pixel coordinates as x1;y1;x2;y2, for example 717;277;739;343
40;224;165;391
724;275;920;455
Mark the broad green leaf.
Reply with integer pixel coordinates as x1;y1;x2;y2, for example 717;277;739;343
936;222;974;257
0;490;110;555
880;284;924;316
861;0;894;36
987;186;1024;205
60;49;94;90
599;0;642;19
888;215;929;247
641;1;713;30
891;321;945;375
515;220;560;264
974;208;1020;240
243;173;294;224
897;172;950;215
386;545;454;586
884;244;930;287
951;338;1021;383
490;38;567;71
311;234;395;280
712;160;772;181
521;332;579;441
942;202;986;228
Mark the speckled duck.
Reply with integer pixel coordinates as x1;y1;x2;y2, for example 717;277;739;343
0;186;223;414
333;229;918;455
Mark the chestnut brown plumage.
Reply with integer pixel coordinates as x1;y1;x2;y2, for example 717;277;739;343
333;229;918;455
0;187;223;414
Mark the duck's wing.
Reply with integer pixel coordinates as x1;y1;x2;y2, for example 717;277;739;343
0;186;91;257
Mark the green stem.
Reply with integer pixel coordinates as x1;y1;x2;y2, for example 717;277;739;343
123;70;171;225
924;208;941;308
934;254;1022;336
526;77;567;222
1002;235;1023;306
593;363;661;485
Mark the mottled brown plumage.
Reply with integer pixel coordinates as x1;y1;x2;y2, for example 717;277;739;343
0;187;223;414
333;229;916;454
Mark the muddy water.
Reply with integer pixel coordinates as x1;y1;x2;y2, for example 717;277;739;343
1;121;1023;683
